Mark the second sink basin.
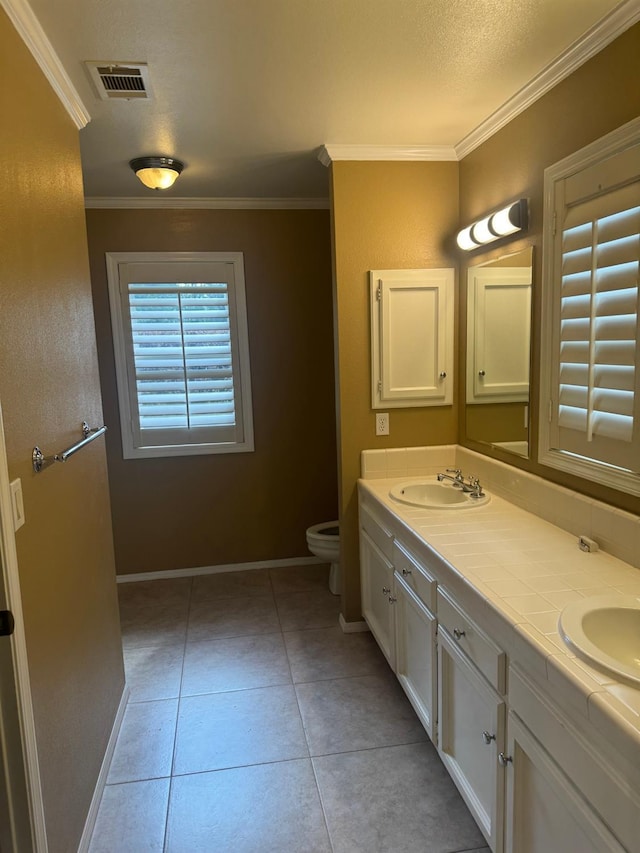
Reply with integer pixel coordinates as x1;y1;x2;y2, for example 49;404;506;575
389;480;490;509
559;595;640;686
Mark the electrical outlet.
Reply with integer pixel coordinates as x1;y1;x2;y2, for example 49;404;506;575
375;412;389;436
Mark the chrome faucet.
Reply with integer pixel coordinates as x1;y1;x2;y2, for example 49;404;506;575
437;468;465;487
437;469;485;498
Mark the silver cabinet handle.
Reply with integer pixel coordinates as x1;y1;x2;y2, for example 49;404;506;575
482;731;496;745
498;753;513;767
388;596;397;604
401;568;412;576
453;628;466;640
439;371;447;379
478;370;486;376
382;587;390;594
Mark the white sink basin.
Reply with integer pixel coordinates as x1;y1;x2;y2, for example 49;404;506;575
389;480;490;509
559;595;640;686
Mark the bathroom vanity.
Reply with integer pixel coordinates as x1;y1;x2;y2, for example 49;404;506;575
358;450;640;853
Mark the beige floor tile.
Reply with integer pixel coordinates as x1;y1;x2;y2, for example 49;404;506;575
165;760;331;853
121;602;189;651
296;673;427;756
88;778;170;853
275;588;341;631
124;644;185;702
284;625;390;683
173;685;308;774
187;594;280;642
192;568;272;600
313;743;486;853
118;577;192;613
181;633;292;696
269;563;330;595
107;699;178;784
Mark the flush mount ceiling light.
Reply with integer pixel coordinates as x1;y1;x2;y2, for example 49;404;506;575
129;156;184;190
457;198;529;251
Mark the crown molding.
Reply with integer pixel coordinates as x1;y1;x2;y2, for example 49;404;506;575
318;144;458;165
1;0;90;129
455;0;640;159
84;196;330;210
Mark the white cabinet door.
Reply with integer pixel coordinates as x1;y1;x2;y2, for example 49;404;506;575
394;572;437;740
360;528;395;668
504;712;627;853
370;268;454;408
466;266;532;404
438;628;505;852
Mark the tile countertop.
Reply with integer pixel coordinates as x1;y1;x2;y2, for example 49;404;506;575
358;476;640;765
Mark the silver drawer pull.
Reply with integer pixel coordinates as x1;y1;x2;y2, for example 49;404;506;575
388;596;397;604
382;586;390;594
453;628;466;640
401;568;412;576
482;731;496;745
498;753;513;767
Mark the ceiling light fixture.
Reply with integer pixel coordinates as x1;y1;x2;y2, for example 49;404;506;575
129;156;184;190
456;198;528;251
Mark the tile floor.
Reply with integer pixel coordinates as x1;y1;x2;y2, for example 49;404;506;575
88;563;489;853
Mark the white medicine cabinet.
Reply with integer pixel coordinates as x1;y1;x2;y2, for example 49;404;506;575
370;268;454;409
466;264;532;405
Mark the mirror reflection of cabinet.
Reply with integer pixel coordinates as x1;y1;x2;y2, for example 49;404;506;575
464;248;533;459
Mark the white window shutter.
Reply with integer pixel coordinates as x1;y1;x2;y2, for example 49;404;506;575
106;253;254;459
540;123;640;494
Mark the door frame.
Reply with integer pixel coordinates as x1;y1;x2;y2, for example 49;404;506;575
0;399;48;851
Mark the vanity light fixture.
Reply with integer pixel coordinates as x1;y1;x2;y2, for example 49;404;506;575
129;156;184;190
456;198;528;251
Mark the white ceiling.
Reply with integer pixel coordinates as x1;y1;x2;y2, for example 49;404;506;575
23;0;631;200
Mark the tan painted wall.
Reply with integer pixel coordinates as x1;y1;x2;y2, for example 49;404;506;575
330;161;459;620
86;208;337;575
459;22;640;515
0;10;123;852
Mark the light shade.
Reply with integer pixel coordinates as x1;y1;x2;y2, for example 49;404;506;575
130;156;184;190
456;199;528;251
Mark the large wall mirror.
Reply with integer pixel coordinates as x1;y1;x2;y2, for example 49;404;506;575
465;247;533;458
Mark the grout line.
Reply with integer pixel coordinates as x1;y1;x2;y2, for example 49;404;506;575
164;576;192;849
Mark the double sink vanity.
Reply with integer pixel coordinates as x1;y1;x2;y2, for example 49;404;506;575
358;446;640;853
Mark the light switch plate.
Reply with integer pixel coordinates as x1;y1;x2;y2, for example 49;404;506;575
10;479;25;531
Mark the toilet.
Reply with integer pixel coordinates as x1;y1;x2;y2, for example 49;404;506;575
305;521;340;595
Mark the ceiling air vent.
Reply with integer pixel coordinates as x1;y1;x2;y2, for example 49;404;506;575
85;61;152;100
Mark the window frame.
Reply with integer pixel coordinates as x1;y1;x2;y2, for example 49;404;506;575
106;251;254;459
538;117;640;496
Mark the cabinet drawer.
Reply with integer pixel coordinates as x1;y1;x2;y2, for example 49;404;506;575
360;503;393;560
393;541;436;612
437;588;506;693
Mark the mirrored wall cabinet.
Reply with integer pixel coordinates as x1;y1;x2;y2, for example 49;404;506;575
465;248;533;458
370;268;454;409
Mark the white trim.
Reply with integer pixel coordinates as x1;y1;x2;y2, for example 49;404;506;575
339;614;370;634
318;144;458;165
0;0;90;130
116;555;322;584
76;685;129;853
455;0;640;159
84;196;330;210
538;116;640;496
0;401;48;851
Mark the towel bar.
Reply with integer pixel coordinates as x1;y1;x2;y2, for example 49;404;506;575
32;422;107;473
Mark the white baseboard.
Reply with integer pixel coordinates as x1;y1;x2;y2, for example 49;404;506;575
77;684;129;853
339;613;370;634
116;555;322;583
